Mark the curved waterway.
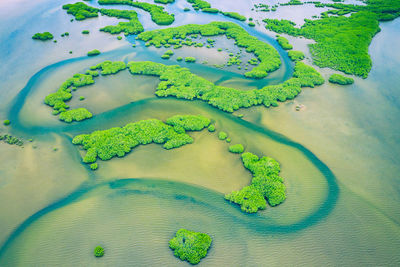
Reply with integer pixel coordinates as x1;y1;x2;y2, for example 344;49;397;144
0;42;339;266
2;0;400;265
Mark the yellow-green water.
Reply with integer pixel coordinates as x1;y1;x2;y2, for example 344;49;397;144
1;0;400;266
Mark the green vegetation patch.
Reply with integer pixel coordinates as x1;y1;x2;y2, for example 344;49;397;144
99;9;144;35
45;61;126;122
127;60;323;112
0;134;24;146
137;21;281;79
98;0;175;25
288;50;305;62
72;115;210;164
186;0;246;21
221;12;246;21
264;4;393;77
218;131;228;140
185;57;196;62
3;120;10;126
229;144;244;153
155;0;174;4
59;108;93;123
94;246;104;257
276;35;293;50
329;74;354;85
225;152;286;213
169;229;212;265
32;32;54;41
46;59;323;122
87;49;101;56
62;2;144;35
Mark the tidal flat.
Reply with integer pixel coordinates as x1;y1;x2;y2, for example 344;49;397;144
1;0;400;266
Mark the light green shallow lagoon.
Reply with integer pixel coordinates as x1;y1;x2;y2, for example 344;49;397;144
0;0;399;266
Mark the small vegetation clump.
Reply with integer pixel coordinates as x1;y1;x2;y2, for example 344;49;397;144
225;152;286;213
221;12;246;21
90;163;98;170
287;50;305;62
229;144;244;153
185;57;196;63
0;134;24;146
82;30;90;34
218;131;228;140
329;74;354;85
72;115;210;164
98;0;175;25
59;108;93;123
276;35;293;50
169;229;212;265
155;0;174;3
87;49;101;56
207;124;215;132
94;246;104;257
137;21;281;79
3;120;10;126
32;32;53;41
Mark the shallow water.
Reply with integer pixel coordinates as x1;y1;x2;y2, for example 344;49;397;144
1;0;400;266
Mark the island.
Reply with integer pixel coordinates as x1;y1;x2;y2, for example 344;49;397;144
169;229;212;265
94;246;104;257
32;32;53;40
72;115;211;165
329;74;354;85
225;152;286;213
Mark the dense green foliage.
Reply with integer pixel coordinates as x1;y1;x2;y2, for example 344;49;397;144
276;35;293;50
221;12;246;21
329;74;354;85
45;61;126;122
229;144;244;153
46;59;323;122
263;0;400;77
90;163;98;170
127;60;323;112
72;115;210;164
169;229;212;265
218;131;228;140
62;2;99;20
0;134;24;146
165;115;210;131
137;21;281;78
62;2;144;35
94;246;104;257
186;0;246;21
207;124;215;132
155;0;174;3
87;49;101;56
288;50;305;62
59;108;93;123
99;9;144;35
225;152;286;213
185;57;196;63
98;0;175;25
32;32;53;40
187;0;211;10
